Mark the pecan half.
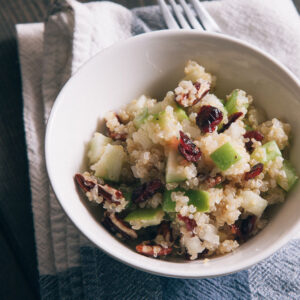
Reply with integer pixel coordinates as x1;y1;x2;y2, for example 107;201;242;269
131;179;163;204
205;174;223;188
105;112;128;141
102;212;137;239
75;173;123;204
136;243;172;257
193;79;211;105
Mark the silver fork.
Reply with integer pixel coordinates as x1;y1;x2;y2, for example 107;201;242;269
158;0;221;33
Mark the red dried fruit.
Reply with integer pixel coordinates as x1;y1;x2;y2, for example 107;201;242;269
102;212;137;239
243;130;264;153
196;105;223;133
75;173;123;204
131;179;163;204
178;131;202;162
241;215;257;237
244;163;264;180
136;244;172;257
205;174;223;188
178;214;197;232
231;215;257;240
218;112;243;133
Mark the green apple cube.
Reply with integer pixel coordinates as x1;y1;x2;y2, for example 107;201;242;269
225;89;249;115
163;189;209;212
251;141;281;164
133;108;149;128
277;160;298;192
174;105;188;122
166;149;187;183
210;142;241;171
124;207;164;222
87;133;112;164
91;144;125;182
185;190;210;212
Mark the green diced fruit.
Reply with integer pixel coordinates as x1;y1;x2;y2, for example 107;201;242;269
162;188;184;212
91;144;125;182
225;90;238;115
174;105;188;122
166;149;187;183
185;190;210;212
87;133;112;164
124;207;164;228
277;160;298;192
133;108;149;128
251;141;281;164
225;89;249;115
163;190;176;212
162;189;209;213
210;142;241;171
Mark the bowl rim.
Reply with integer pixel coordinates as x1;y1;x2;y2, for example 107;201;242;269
45;29;300;278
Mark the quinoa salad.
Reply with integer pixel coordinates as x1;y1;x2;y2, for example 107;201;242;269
75;61;298;260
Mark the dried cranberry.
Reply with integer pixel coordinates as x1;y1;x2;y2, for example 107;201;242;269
196;105;223;133
178;214;197;232
243;130;264;153
241;215;257;236
244;163;264;180
178;131;202;162
231;215;257;240
218;112;243;133
131;179;162;203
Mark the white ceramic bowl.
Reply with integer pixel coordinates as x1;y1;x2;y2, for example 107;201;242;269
45;30;300;278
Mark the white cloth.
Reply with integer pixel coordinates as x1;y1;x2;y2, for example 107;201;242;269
16;0;300;279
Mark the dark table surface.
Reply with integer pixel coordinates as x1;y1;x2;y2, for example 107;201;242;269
0;1;156;299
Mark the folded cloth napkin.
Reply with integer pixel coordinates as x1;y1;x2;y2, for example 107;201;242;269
17;0;300;299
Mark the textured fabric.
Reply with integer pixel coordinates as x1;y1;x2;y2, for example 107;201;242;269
16;0;300;299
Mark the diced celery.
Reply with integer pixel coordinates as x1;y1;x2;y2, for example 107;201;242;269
210;142;241;171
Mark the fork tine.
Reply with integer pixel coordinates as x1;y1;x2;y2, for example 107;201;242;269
178;0;203;30
169;0;191;29
158;0;180;29
191;0;221;32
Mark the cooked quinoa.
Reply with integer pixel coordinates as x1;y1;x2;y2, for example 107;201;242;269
75;61;298;260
